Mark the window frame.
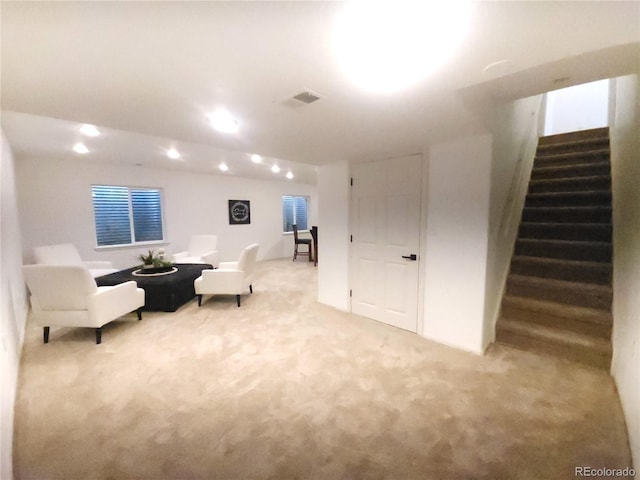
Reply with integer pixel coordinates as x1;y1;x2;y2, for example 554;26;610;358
91;184;166;249
282;195;309;233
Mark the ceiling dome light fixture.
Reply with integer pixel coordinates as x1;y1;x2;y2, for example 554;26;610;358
79;124;100;137
251;154;262;164
167;148;181;160
73;143;89;154
286;171;294;180
271;164;280;174
207;109;239;134
333;0;473;93
219;162;229;172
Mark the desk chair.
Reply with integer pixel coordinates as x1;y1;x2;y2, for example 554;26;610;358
310;226;318;267
292;224;312;262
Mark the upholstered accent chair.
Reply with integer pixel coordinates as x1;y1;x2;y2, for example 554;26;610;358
23;265;145;344
194;243;259;307
33;243;117;278
171;235;219;267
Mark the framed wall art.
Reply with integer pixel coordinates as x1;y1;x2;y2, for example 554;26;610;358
228;200;251;225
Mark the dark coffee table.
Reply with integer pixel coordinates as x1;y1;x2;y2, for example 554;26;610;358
96;264;213;312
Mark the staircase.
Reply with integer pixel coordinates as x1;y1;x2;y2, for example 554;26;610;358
496;127;613;369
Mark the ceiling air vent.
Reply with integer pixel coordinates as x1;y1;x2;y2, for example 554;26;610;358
280;88;323;108
279;88;323;109
292;89;321;104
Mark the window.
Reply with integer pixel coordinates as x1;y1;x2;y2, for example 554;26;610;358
92;185;164;247
282;195;308;232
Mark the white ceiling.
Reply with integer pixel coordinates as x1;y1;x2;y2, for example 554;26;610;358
1;1;639;182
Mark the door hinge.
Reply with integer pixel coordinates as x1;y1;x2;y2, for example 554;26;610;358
349;289;352;297
350;177;353;186
350;235;353;242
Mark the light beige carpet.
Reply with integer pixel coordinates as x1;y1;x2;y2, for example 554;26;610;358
14;259;631;479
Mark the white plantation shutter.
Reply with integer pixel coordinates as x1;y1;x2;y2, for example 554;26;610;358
294;196;308;230
131;189;163;242
92;186;132;246
282;196;295;232
282;195;309;232
92;185;164;246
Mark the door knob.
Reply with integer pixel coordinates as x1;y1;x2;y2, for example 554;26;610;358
401;254;417;261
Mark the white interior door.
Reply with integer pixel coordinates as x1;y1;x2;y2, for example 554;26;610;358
351;155;422;332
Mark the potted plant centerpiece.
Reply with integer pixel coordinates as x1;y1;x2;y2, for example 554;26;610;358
137;249;174;274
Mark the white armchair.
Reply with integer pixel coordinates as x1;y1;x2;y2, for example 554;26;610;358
194;243;259;307
171;235;219;268
23;265;145;344
33;243;117;278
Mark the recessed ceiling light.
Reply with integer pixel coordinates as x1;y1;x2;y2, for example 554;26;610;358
286;171;294;180
271;164;280;173
79;124;100;137
167;148;181;160
251;154;262;164
219;163;229;172
73;143;89;154
207;110;239;134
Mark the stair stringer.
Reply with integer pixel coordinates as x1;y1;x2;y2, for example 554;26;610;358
483;95;545;346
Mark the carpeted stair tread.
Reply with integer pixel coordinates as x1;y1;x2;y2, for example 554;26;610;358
507;274;612;309
534;150;610;168
516;238;611;248
515;238;612;262
501;295;612;339
508;273;612;293
528;175;610;193
519;222;611;242
522;205;611;214
534;148;609;160
497;317;612;351
512;254;611;269
521;206;611;223
501;295;612;326
536;136;609;153
537;127;609;145
496;330;612;369
525;191;611;207
496;317;613;370
530;161;610;179
496;314;613;369
529;174;610;186
510;255;611;284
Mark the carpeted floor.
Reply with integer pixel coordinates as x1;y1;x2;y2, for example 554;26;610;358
14;259;631;479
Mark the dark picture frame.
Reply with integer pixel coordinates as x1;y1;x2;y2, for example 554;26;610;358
228;200;251;225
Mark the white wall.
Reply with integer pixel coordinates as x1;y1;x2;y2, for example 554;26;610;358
483;95;543;345
1;131;29;480
422;134;492;354
15;157;317;269
544;79;609;135
317;161;350;311
610;73;640;468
